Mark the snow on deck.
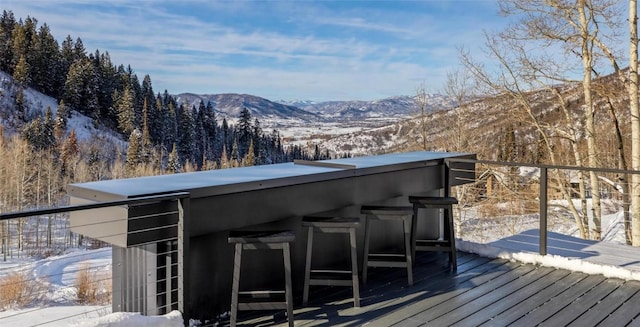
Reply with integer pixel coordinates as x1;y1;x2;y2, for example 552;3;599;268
459;229;640;281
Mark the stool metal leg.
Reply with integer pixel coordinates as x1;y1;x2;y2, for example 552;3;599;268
411;205;419;264
302;226;314;306
362;215;372;285
447;207;457;271
403;217;414;286
230;243;242;327
349;227;360;307
283;243;294;327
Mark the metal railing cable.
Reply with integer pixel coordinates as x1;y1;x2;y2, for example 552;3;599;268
445;158;639;255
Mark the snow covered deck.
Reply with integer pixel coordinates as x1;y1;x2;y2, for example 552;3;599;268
481;229;640;276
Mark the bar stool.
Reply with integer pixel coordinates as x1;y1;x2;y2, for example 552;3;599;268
409;196;458;271
302;216;360;307
228;230;295;327
360;205;414;286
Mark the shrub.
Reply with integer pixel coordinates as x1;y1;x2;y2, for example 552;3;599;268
0;271;45;309
75;262;112;305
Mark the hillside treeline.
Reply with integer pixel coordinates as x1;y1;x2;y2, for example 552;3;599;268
0;11;331;210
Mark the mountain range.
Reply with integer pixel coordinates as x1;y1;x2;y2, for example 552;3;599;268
175;92;455;123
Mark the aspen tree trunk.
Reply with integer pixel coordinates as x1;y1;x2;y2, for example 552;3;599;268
630;0;640;246
415;83;429;150
578;0;603;240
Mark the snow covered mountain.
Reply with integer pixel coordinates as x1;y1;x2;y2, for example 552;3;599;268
175;93;324;122
287;95;456;121
176;93;456;123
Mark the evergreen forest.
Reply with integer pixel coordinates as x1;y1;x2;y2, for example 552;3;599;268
0;11;332;215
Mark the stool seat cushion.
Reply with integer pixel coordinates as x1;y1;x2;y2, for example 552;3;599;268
361;205;413;215
302;216;360;228
228;230;295;244
409;196;458;205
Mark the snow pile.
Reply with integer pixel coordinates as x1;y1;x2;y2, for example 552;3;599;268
71;310;183;327
458;239;640;281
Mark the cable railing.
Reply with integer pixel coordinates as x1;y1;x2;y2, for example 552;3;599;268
0;192;190;326
446;158;639;255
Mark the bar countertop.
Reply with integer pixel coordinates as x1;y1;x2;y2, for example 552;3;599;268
68;151;471;199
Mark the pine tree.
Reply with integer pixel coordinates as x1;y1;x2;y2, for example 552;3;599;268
125;129;142;175
0;10;16;73
58;35;75;96
14;87;27;121
87;144;102;181
10;22;28;73
63;59;86;111
193;105;206;169
13;55;30;86
237;107;252;155
165;101;178;151
230;138;239;167
60;129;78;179
22;117;44;149
140;98;153;164
96;51;117;125
243;140;255;166
31;23;59;95
42;106;55;150
177;104;194;164
116;86;136;135
167;143;180;173
220;144;229;169
73;37;85;60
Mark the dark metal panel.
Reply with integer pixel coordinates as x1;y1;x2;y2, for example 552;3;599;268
127;201;179;247
448;154;477;187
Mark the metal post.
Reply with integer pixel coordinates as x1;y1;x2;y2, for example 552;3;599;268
540;167;548;255
444;160;451;197
178;196;191;325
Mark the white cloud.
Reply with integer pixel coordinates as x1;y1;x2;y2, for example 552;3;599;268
3;0;504;101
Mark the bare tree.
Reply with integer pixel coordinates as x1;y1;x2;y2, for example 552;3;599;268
465;0;625;240
630;0;640;246
414;82;429;150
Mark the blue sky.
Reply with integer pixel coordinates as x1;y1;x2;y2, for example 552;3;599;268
4;0;506;101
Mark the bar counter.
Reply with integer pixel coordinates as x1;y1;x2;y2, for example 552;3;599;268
68;151;475;318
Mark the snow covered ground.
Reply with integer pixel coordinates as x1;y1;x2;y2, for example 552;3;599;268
0;246;183;326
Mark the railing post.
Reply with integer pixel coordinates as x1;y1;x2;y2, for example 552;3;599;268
178;196;191;325
540;167;548;255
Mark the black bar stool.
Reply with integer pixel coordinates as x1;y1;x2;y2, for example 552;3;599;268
302;216;361;307
228;230;295;327
360;205;414;286
409;196;458;271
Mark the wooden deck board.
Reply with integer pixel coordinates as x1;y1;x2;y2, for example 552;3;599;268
568;280;640;327
538;278;624;326
412;264;538;325
449;266;567;327
426;266;554;326
479;271;590;326
222;249;640;327
373;257;513;326
509;274;607;326
597;286;640;326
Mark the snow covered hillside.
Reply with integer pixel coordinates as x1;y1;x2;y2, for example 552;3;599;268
0;71;125;146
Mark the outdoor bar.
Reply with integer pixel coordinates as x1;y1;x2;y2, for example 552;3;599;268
67;151;475;319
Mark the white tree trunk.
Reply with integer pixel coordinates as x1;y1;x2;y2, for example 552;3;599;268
578;1;603;240
630;0;640;246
